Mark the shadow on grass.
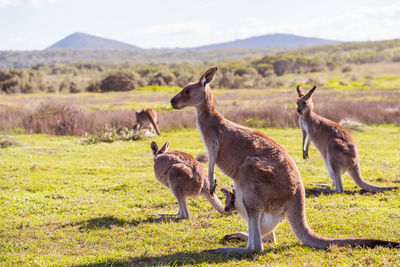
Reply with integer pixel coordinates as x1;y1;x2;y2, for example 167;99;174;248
68;215;183;231
75;244;298;266
305;187;373;197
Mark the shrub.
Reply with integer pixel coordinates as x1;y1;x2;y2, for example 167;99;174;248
100;71;142;92
342;66;352;72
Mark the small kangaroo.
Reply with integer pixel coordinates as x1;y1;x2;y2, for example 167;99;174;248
151;141;230;219
221;188;276;243
170;67;399;253
296;85;398;193
133;108;161;135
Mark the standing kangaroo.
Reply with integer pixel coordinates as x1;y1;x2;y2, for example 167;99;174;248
151;141;230;219
170;67;398;253
133;108;161;135
296;85;398;193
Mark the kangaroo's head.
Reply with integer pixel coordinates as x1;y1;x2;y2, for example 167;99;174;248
170;67;218;109
296;85;316;115
221;188;236;213
151;141;170;157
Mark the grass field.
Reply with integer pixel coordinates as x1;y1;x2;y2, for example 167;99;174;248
1;125;400;266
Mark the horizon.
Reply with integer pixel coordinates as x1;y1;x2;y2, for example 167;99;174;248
0;0;399;50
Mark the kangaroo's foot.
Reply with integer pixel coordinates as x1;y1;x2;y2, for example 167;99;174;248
222;232;248;242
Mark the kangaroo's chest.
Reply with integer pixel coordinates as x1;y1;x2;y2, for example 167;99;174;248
300;117;310;135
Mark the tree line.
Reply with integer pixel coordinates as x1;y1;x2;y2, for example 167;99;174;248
1;39;400;94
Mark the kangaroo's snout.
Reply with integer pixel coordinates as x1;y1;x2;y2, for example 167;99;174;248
170;97;178;109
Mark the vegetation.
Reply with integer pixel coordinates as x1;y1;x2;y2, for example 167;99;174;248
0;126;399;265
1;39;400;94
0;88;399;137
0;48;277;69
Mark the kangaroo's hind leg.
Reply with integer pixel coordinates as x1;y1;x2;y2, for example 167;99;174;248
326;155;344;193
168;163;194;220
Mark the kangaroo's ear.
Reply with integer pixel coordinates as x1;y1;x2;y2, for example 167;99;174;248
305;85;317;99
296;85;305;97
220;188;229;197
199;67;218;87
159;141;170;154
151;141;158;156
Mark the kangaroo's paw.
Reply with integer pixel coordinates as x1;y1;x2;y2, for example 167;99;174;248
210;179;217;195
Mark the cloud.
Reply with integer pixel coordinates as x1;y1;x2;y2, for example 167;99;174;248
0;0;62;8
134;22;213;36
221;2;400;42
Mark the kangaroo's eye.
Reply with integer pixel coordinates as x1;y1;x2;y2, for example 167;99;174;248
185;89;190;95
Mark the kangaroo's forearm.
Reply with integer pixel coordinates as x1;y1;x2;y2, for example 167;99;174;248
301;130;307;152
207;148;217;183
206;139;219;193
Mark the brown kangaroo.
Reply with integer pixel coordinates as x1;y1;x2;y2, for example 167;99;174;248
151;141;230;219
170;67;399;253
133;108;161;135
221;188;276;243
296;85;398;193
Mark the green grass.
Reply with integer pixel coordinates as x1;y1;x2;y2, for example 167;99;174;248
1;125;400;266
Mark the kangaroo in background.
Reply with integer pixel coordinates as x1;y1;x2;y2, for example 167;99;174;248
170;67;399;253
296;85;398;193
151;141;230;219
133;108;161;136
221;188;276;243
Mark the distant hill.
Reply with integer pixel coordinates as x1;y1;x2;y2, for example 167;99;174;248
3;35;399;70
46;32;141;50
47;32;337;51
194;33;339;50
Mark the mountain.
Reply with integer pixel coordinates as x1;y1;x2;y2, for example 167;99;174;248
46;32;141;50
194;33;339;50
46;32;337;51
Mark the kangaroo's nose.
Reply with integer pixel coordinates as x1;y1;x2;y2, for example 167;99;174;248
170;97;177;107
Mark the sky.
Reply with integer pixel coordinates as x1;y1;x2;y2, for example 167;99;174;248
0;0;399;50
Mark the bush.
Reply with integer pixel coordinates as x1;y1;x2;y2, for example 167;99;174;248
342;66;352;72
100;71;142;92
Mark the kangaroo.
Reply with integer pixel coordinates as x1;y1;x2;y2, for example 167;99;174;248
151;141;230;219
296;85;398;193
133;108;161;135
170;67;399;253
221;188;276;243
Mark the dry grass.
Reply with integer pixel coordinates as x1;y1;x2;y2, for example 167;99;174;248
0;88;399;136
0;103;136;136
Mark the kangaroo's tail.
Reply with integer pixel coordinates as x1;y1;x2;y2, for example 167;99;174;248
348;164;398;192
147;111;161;136
286;186;399;249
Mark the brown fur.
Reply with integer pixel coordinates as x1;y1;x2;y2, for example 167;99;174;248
170;67;399;253
221;188;276;243
151;141;229;219
296;85;398;193
133;108;161;135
